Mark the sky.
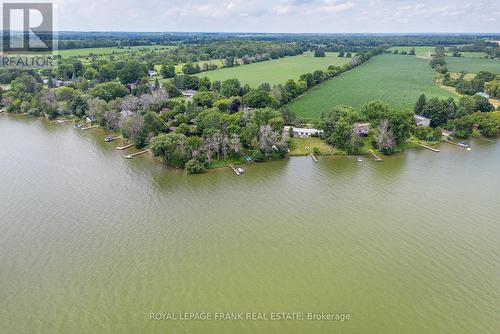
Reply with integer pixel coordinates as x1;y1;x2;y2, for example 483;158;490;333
51;0;500;33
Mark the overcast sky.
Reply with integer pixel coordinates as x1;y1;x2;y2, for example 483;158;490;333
52;0;500;33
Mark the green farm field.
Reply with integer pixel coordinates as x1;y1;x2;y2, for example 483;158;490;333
199;52;352;87
288;54;457;120
57;45;175;58
387;46;490;59
173;59;225;74
445;57;500;73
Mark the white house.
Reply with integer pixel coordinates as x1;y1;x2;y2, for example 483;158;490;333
284;126;323;138
148;70;158;77
414;115;431;127
475;92;490;99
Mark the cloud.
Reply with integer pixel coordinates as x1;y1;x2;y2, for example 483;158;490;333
50;0;500;32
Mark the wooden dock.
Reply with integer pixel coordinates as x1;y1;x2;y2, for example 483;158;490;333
81;125;99;131
229;165;241;176
125;150;149;159
310;154;318;162
368;150;383;162
442;139;465;147
116;143;134;150
51;120;65;125
418;142;440;152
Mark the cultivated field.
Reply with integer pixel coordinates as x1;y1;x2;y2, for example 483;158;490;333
173;60;225;74
199;52;352;87
387;46;490;59
387;46;436;56
287;54;457;120
445;57;500;73
57;45;175;58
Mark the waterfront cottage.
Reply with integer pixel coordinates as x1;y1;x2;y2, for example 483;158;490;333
414;115;431;127
442;129;453;138
284;126;323;138
353;123;370;136
182;89;197;98
148;70;158;77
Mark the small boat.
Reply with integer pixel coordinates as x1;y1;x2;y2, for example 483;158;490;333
357;158;363;162
237;168;245;174
105;136;114;142
73;124;82;129
458;141;470;148
244;156;253;162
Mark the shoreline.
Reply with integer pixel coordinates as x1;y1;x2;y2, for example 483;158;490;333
2;113;497;172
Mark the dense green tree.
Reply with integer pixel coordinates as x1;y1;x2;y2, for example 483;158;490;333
116;60;148;85
414;94;426;115
242;89;274;108
361;100;390;123
160;63;176;78
220;78;241;97
150;133;190;167
89;82;129;101
421;97;455;127
193;91;218;108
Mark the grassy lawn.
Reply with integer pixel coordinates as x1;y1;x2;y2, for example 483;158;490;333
288;54;457;120
289;137;339;156
199;52;352;87
445;57;500;74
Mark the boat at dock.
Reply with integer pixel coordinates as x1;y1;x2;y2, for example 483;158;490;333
458;142;470;148
105;136;121;142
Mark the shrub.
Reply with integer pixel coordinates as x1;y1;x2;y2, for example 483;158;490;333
415;126;431;140
185;159;207;174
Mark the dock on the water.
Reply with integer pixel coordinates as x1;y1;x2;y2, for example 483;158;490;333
116;143;134;150
81;125;99;131
442;139;462;147
229;165;241;176
125;150;149;159
368;150;383;162
418;142;440;152
310;154;318;162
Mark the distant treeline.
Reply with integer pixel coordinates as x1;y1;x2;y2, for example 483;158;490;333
54;32;500;51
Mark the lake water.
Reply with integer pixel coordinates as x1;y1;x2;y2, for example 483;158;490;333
1;115;499;333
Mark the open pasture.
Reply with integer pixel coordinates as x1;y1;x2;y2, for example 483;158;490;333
199;52;353;87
